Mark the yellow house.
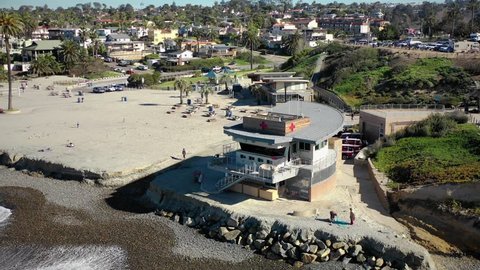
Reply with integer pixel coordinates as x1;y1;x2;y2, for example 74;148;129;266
148;28;178;45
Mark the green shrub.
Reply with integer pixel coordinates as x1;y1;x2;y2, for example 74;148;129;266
446;111;468;124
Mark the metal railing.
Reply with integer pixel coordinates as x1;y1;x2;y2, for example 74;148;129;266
359;104;445;111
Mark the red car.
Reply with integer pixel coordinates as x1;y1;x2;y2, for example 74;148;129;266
126;69;135;75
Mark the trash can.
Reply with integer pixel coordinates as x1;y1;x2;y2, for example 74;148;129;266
187;99;192;105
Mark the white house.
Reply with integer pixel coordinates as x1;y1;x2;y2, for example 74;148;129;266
107;34;131;42
164;50;194;66
271;23;298;36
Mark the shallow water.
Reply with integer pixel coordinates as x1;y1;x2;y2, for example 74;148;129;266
0;205;12;227
0;245;127;270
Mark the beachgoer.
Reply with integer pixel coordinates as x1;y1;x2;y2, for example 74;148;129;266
182;148;186;159
351;113;354;121
329;210;337;223
350;208;355;225
76;122;80;128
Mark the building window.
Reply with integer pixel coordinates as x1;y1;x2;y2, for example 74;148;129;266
240;154;246;159
266;160;272;164
258;158;264;163
299;142;305;150
305;143;311;151
292;143;297;153
315;144;320;150
249;156;255;160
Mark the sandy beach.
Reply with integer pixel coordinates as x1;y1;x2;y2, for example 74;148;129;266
0;75;265;184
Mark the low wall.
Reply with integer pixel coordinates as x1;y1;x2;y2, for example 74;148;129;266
366;158;390;211
309;173;336;201
391;182;480;204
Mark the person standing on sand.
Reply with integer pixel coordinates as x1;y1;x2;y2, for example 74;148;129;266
350;208;355;225
182;148;186;159
329;210;337;224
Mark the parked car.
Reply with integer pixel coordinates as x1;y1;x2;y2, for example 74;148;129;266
438;46;453;53
92;86;105;93
137;65;148;70
126;69;135;75
104;57;113;63
105;85;116;92
114;85;124;91
118;60;130;67
112;67;125;73
201;67;211;73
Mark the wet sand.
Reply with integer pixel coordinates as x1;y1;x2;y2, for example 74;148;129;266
0;168;292;270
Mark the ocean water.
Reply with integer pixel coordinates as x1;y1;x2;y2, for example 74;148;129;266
0;245;127;270
0;198;127;270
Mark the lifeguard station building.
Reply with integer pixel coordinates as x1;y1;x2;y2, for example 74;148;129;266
208;101;344;201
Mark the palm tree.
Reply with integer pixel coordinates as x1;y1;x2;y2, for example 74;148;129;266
174;78;188;104
242;25;260;70
88;28;99;56
283;31;303;56
0;12;24;111
191;28;206;55
468;0;480;33
219;73;233;92
60;40;80;74
201;85;214;104
447;1;461;37
79;27;89;49
30;54;62;76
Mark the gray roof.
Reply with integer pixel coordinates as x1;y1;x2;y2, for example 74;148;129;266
23;40;62;51
107;33;130;40
224;101;344;144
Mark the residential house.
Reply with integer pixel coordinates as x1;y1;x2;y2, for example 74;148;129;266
96;28;112;37
318;17;370;35
198;44;237;58
163;50;194;66
271;23;298;36
32;26;50;40
105;34;146;60
148;29;178;45
207;101;344;201
292;19;318;30
128;26;148;39
22;40;62;61
107;34;131;42
180;40;215;54
48;28;81;40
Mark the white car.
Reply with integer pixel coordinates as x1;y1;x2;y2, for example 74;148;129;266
137;65;148;70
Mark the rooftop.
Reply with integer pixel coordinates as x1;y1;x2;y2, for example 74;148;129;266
361;108;445;120
225;101;344;144
23;40;62;51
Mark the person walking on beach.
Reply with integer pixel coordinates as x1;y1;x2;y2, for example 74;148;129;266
182;148;186;159
350;208;356;225
329;210;337;224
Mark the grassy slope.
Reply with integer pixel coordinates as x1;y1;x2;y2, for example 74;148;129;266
333;66;391;107
330;57;461;107
374;124;480;185
285;54;320;78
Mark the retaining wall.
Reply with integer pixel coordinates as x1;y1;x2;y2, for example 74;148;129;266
366;158;390;211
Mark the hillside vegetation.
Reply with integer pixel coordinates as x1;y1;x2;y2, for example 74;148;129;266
318;45;477;108
373;113;480;187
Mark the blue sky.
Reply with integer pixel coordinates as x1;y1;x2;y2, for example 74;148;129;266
0;0;440;9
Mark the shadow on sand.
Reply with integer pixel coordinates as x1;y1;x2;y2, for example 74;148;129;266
104;155;256;213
